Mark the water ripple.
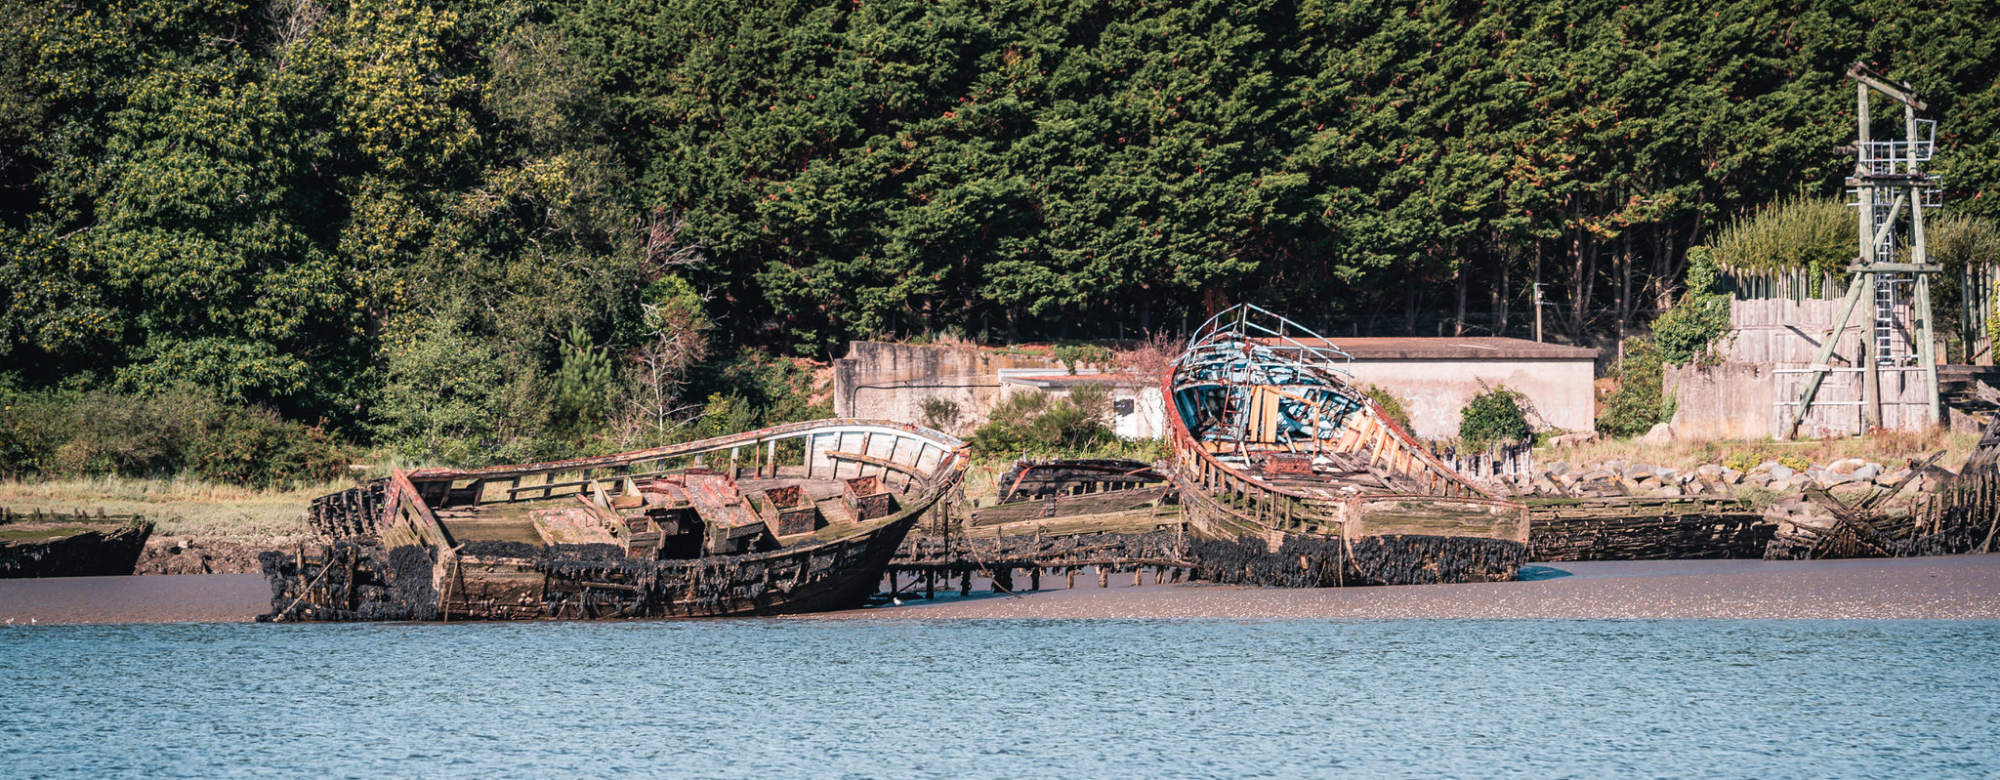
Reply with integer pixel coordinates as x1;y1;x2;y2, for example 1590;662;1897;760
2;619;1996;779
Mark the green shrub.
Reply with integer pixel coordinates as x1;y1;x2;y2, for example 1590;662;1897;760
0;385;349;487
1052;343;1114;375
919;397;962;432
0;388;79;476
970;385;1118;456
1654;247;1732;365
1459;386;1530;446
1597;338;1673;438
371;311;508;465
552;324;615;433
1711;194;1853;277
1363;384;1414;433
184;407;350;489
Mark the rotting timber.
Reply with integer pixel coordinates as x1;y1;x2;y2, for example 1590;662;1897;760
1165;305;1529;586
261;419;968;621
889;459;1190;598
1;509;154;578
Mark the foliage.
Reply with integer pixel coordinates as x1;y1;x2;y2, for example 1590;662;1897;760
618;271;712;445
1919;213;2000;347
680;348;830;441
5;0;2000;476
553;324;615;433
919;398;962;433
1709;196;1854;277
969;386;1118;456
1363;385;1413;435
1052;344;1113;375
1653;247;1733;366
370;309;510;465
1597;338;1674;439
0;385;347;488
182;406;350;489
1458;386;1531;447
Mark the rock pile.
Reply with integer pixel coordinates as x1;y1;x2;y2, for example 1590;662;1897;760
1490;456;1953;500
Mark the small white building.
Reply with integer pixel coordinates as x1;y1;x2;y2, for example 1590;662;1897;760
1291;337;1599;439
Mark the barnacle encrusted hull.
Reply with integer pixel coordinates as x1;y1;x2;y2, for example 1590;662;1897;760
262;419;967;621
260;513;921;621
1184;533;1526;587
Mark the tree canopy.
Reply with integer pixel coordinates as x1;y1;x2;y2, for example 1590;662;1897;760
3;0;1998;460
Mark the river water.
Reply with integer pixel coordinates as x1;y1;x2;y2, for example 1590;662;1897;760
3;619;1995;779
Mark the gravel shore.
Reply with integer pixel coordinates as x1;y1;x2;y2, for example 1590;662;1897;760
4;556;1997;625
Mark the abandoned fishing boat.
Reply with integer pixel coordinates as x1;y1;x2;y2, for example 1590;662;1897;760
261;419;968;621
963;458;1177;535
1165;304;1529;586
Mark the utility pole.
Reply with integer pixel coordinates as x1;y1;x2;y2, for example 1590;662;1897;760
1533;283;1544;343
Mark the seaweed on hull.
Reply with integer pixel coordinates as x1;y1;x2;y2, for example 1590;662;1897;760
262;419;967;621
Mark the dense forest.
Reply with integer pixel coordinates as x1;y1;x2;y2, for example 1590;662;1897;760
2;0;1998;474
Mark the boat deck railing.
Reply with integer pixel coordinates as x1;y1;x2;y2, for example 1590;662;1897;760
399;419;967;510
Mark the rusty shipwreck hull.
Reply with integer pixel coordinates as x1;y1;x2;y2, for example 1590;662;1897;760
1165;305;1529;586
263;419;967;621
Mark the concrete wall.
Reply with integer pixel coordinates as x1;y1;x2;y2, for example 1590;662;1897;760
1668;298;1935;439
1671;362;1932;440
1343;359;1597;439
831;342;1060;433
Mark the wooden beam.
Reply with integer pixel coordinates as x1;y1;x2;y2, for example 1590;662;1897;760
1847;62;1926;110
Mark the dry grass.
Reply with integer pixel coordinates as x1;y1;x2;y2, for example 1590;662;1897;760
0;475;345;541
1540;428;1981;472
961;459;1006;507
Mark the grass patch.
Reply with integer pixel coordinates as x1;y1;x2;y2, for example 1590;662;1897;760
0;475;345;541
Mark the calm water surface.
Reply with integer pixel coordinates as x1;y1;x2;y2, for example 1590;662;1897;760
3;619;1996;779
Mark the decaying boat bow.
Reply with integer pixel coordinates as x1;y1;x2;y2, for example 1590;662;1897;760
262;419;968;621
1166;304;1528;586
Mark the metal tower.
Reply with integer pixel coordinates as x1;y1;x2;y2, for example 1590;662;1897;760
1788;63;1942;438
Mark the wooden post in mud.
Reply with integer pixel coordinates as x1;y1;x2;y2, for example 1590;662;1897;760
1133;568;1143;587
1066;568;1077;589
959;570;971;596
1098;567;1109;588
925;568;935;599
889;570;899;595
1029;567;1041;591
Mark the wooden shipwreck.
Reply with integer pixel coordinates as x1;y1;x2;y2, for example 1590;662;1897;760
1164;304;1529;586
262;419;967;621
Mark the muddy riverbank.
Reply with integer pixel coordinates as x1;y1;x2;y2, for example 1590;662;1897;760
4;555;1996;624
